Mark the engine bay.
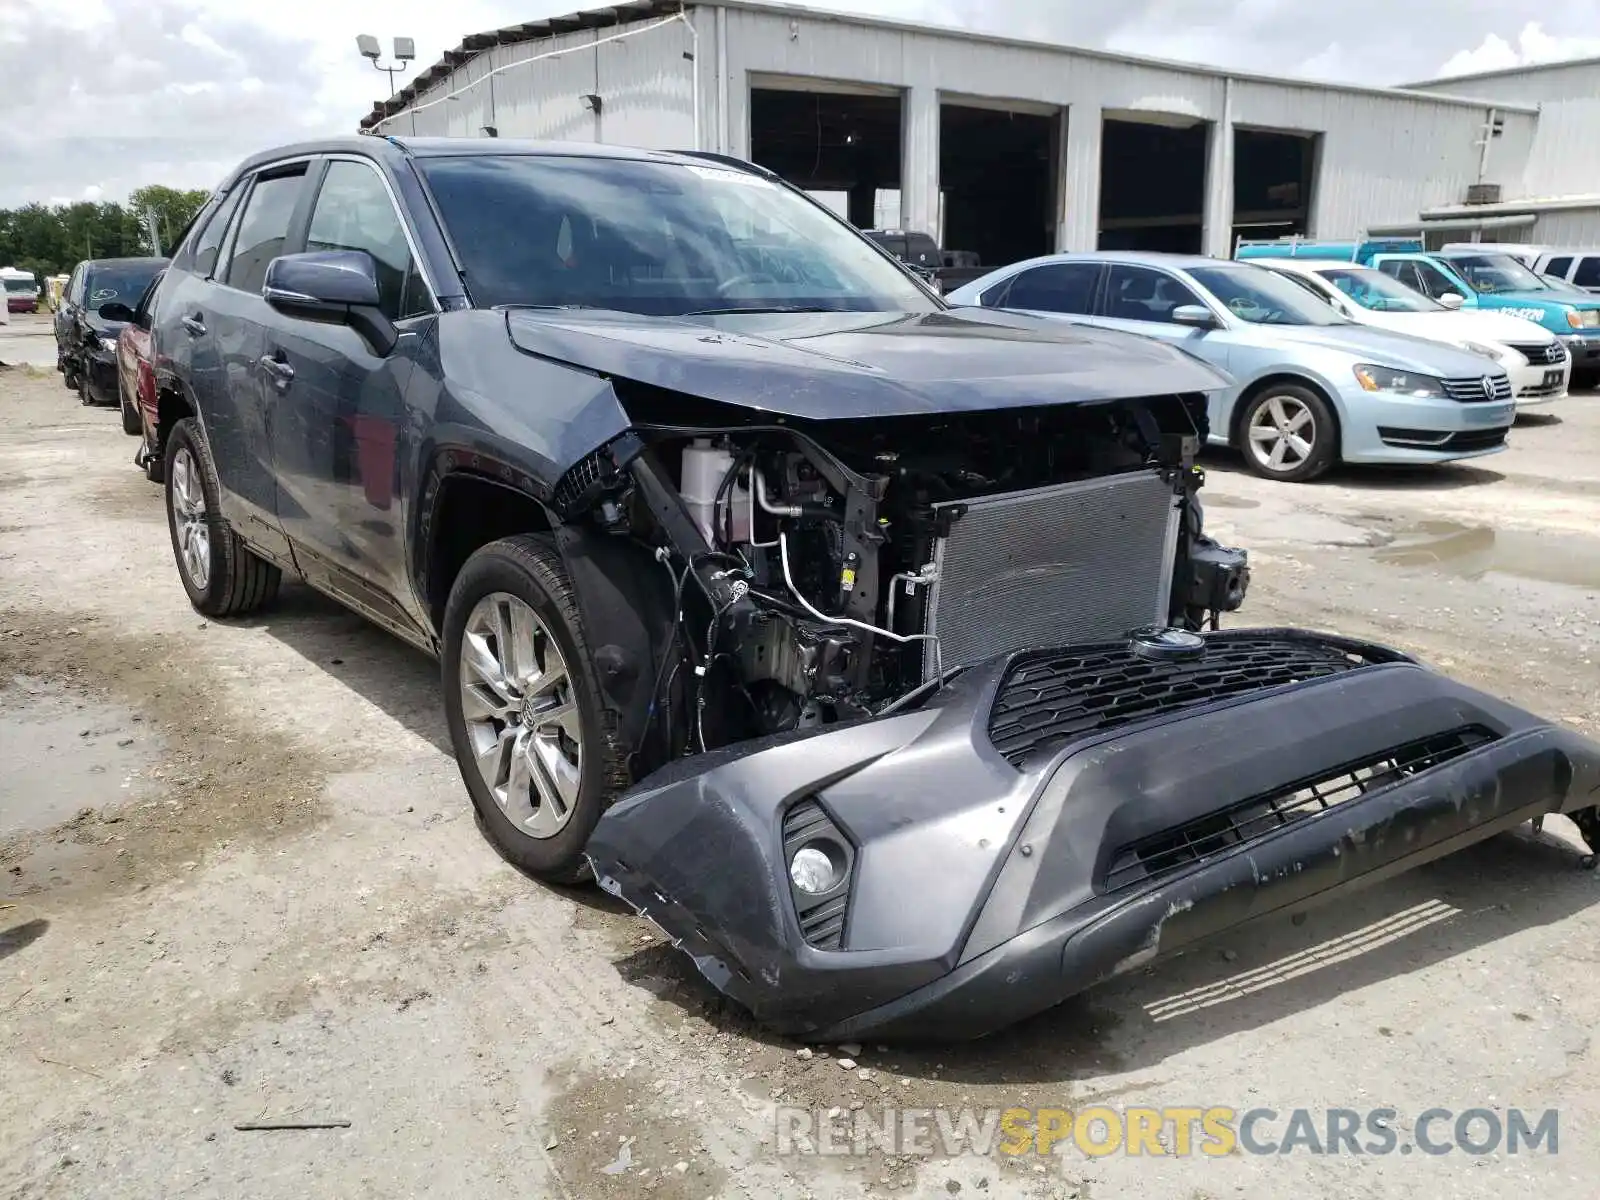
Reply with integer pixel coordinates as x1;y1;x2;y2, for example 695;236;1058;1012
552;391;1249;774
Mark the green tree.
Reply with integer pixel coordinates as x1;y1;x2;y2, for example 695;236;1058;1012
0;187;204;276
128;185;211;255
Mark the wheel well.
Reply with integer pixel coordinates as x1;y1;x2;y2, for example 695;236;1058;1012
425;473;553;631
155;386;195;454
1229;374;1342;449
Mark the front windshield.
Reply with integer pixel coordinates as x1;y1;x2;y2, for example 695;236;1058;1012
84;263;162;309
3;277;33;295
1188;264;1350;326
1317;267;1440;313
418;155;938;315
1446;253;1549;294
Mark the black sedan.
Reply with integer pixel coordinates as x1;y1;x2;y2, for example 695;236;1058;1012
55;256;167;406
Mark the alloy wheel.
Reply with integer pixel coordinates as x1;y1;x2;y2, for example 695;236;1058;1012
1247;394;1316;473
169;447;211;590
459;592;583;839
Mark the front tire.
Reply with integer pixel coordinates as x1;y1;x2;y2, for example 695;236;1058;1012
442;535;629;883
163;418;281;616
1238;384;1337;482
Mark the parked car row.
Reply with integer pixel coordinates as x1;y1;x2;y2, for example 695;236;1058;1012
1235;237;1600;386
945;251;1525;482
52;256;167;425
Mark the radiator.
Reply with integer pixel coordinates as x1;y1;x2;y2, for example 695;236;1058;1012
922;470;1182;679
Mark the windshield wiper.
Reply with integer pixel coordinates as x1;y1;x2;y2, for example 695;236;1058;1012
682;305;845;316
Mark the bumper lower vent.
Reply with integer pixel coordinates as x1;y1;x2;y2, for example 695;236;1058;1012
783;799;852;950
1103;725;1499;891
988;632;1405;769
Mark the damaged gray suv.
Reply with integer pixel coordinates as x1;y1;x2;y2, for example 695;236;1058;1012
147;137;1600;1041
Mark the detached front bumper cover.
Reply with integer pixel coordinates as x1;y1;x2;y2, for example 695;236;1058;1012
587;628;1600;1042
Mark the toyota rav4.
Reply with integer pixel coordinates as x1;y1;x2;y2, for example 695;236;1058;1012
145;137;1600;1041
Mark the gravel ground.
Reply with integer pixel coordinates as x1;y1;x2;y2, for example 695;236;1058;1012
2;355;1599;1200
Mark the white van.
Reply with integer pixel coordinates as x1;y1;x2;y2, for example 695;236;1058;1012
1;266;38;317
1534;250;1600;295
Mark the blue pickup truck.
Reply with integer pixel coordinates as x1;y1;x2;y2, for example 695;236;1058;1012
1237;238;1600;380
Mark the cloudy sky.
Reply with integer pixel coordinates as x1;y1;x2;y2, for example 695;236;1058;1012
5;0;1600;208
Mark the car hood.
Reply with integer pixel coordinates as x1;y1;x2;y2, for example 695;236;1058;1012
85;316;126;341
503;307;1229;419
1244;323;1510;376
1360;309;1555;344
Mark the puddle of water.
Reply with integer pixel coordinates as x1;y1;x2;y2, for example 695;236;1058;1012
1372;520;1600;589
1202;494;1261;510
0;674;161;840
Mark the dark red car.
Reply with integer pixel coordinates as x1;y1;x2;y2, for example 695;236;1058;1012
112;269;166;475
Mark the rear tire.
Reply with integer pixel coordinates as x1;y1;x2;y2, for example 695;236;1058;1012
119;383;142;435
442;534;629;883
163;418;281;616
1237;384;1338;482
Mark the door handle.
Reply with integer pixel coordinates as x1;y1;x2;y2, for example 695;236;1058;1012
258;352;295;384
181;313;206;336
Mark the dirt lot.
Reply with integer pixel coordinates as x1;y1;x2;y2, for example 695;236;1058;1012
3;347;1599;1199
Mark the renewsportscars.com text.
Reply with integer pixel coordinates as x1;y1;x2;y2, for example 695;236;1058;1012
775;1105;1560;1158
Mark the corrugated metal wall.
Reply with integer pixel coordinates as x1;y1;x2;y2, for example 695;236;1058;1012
1229;80;1534;237
1406;63;1600;200
372;3;1541;255
713;5;1527;251
1530;209;1600;244
384;15;697;147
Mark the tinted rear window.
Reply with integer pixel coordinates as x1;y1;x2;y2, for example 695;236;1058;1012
85;262;165;307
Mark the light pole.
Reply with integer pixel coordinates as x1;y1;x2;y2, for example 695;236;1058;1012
357;34;416;132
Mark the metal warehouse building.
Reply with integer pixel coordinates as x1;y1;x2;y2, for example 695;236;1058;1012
358;0;1566;268
1402;57;1600;245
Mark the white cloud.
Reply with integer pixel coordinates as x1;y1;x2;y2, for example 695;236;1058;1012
82;185;104;201
1437;20;1600;77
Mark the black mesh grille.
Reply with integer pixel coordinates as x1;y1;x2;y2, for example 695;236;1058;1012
1441;375;1513;402
797;895;848;948
1506;342;1566;365
1102;725;1499;891
988;634;1400;769
551;449;608;517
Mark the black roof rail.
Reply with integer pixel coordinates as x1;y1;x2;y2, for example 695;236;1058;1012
668;150;777;179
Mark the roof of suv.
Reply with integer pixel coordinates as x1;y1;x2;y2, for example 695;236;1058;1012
221;135;754;186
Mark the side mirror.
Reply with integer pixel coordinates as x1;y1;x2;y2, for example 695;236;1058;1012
1171;304;1218;329
1438;292;1465;310
263;250;396;355
97;301;136;323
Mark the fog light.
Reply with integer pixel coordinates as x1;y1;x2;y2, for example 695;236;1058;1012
789;846;838;895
